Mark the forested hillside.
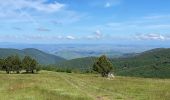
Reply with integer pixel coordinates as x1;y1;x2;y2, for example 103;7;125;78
112;48;170;78
56;48;170;78
0;48;66;64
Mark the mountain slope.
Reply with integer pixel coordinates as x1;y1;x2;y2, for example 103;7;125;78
0;48;25;58
0;48;66;65
111;48;170;78
55;48;170;78
56;57;98;70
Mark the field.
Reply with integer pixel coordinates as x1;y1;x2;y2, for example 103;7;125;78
0;71;169;100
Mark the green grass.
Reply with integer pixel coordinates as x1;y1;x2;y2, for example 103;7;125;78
0;71;170;100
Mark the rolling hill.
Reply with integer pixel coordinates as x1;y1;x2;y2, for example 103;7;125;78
112;48;170;78
0;47;170;78
0;48;66;65
56;57;98;71
56;48;170;78
55;50;123;59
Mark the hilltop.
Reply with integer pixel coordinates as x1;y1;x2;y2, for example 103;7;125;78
0;48;66;65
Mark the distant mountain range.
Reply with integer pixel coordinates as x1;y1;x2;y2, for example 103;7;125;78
0;48;66;64
54;50;124;59
0;43;158;59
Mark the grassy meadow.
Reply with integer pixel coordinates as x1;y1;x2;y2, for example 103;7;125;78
0;71;169;100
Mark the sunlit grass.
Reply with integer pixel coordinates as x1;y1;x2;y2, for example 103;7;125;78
0;71;169;100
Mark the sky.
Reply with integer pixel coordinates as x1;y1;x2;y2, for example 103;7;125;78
0;0;170;44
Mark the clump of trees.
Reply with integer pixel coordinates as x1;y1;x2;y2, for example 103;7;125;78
0;55;40;74
93;55;113;77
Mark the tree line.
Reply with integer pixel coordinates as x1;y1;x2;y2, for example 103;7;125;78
0;55;40;74
42;55;114;77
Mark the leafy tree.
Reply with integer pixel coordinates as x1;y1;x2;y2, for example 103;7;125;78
2;55;21;74
0;55;39;74
4;56;13;74
12;55;22;74
22;56;38;73
30;59;38;73
0;59;5;70
93;55;113;77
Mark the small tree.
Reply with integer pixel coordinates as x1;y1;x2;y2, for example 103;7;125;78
93;55;113;77
22;56;38;73
30;59;38;73
0;59;5;71
4;56;13;74
12;55;22;74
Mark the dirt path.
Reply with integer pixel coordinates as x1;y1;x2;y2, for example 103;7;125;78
56;72;95;100
58;73;118;100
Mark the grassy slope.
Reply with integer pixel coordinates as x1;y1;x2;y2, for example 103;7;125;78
0;71;169;100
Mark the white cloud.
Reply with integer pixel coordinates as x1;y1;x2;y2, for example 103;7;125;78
0;0;65;15
0;34;75;41
0;0;66;27
101;14;170;31
86;30;103;39
52;11;86;25
90;0;121;8
94;30;103;39
0;0;86;31
135;33;166;40
66;36;76;40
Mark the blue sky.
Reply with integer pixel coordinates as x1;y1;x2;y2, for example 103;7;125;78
0;0;170;44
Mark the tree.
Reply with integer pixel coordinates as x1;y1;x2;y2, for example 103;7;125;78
12;55;22;74
0;59;5;70
4;56;13;74
3;55;22;74
30;59;38;73
93;55;113;77
22;56;38;73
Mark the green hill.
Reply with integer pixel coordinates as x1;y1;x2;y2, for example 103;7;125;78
56;57;98;70
112;48;170;78
56;48;170;78
55;50;123;60
0;48;66;65
1;48;170;78
0;48;25;58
